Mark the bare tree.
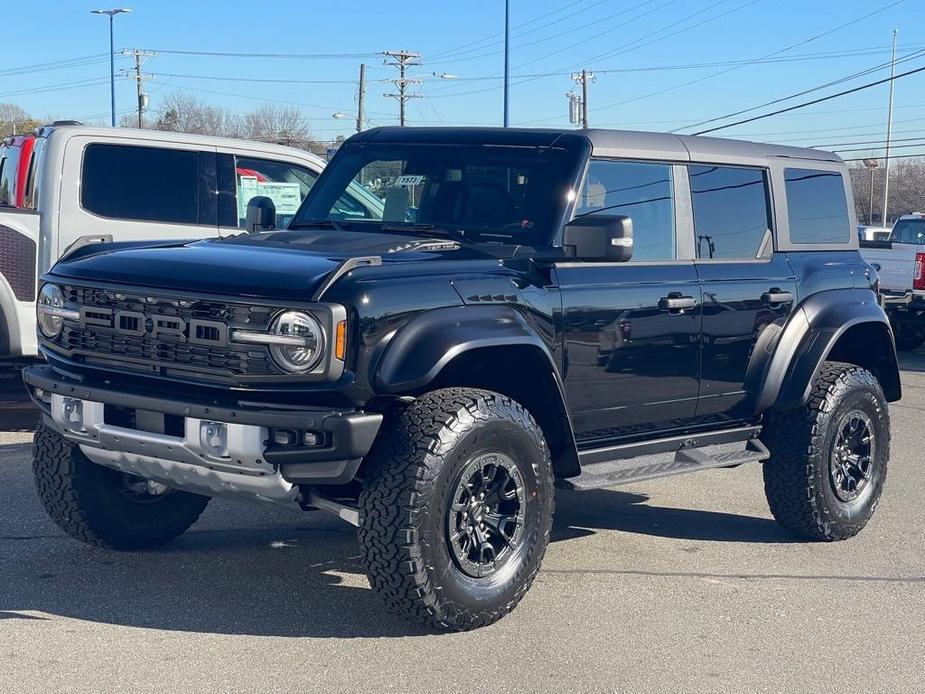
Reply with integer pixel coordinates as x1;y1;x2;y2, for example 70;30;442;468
152;91;241;137
850;156;925;225
242;103;311;145
0;102;39;137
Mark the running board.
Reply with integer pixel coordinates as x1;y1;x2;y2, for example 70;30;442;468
560;428;769;491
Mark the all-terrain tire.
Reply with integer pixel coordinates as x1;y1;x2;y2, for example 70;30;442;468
358;388;554;631
762;361;889;541
33;423;210;550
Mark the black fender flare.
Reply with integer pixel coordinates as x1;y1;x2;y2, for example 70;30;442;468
753;288;901;413
374;304;560;393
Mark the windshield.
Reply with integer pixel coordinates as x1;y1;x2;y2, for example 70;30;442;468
292;142;585;245
891;218;925;245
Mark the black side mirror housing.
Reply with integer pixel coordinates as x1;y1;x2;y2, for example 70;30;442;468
245;196;277;234
562;215;633;262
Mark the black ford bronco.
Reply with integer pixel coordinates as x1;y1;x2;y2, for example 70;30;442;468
24;127;901;631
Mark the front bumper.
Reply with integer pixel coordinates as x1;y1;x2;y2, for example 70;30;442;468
24;364;382;499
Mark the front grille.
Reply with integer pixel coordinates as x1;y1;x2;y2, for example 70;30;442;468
56;285;279;378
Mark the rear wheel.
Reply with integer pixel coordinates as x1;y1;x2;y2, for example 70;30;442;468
892;322;924;352
762;361;889;541
32;423;210;550
359;388;554;631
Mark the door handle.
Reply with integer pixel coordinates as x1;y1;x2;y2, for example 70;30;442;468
659;294;697;312
762;289;794;306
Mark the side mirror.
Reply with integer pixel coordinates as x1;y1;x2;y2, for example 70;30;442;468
245;196;276;234
562;214;633;262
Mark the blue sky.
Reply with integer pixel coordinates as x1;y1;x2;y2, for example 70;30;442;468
4;0;925;156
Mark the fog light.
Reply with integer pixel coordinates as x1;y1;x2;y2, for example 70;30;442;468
200;421;228;457
273;429;297;446
62;397;84;431
303;432;322;447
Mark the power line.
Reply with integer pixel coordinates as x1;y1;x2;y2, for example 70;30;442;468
150;72;357;85
842;152;925;162
0;77;113;99
429;0;661;68
156;82;394;117
607;0;912;121
691;63;925;135
835;141;925;154
674;47;925;134
428;0;605;62
0;53;116;78
139;48;378;59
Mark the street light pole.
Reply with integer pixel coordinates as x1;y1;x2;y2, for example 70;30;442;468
91;8;132;127
882;28;898;226
503;0;510;127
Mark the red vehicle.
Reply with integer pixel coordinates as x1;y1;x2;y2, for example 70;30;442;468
0;134;37;208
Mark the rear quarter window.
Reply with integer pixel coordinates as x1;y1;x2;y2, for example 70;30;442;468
784;168;851;245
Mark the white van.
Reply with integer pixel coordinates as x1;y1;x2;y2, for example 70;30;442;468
0;124;382;362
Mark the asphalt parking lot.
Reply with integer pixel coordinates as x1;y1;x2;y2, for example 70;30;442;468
2;353;924;694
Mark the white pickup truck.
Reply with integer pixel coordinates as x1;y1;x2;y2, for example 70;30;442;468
861;213;925;351
0;123;382;364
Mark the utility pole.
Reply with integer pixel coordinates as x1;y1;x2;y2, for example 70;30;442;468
356;63;367;133
121;49;155;128
503;0;510;127
882;28;898;226
382;50;422;126
570;70;593;128
863;158;880;225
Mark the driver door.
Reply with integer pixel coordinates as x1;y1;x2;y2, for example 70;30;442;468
557;159;702;445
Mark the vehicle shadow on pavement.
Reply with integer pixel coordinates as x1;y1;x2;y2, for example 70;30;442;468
552;488;797;544
1;451;795;639
897;350;925;373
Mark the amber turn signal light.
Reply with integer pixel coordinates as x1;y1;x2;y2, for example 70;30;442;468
335;320;347;360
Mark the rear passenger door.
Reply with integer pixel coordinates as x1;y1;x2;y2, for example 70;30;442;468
557;159;702;444
687;164;797;423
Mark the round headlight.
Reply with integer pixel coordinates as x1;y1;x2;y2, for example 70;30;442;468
37;284;65;339
268;311;325;374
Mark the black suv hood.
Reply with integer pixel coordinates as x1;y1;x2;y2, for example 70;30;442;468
48;230;512;300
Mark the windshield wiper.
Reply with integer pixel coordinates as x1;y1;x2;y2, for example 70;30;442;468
378;223;467;243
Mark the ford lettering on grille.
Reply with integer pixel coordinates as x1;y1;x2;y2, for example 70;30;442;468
78;307;229;346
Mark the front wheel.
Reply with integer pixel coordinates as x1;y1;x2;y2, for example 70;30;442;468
359;388;554;631
32;423;210;550
762;361;889;541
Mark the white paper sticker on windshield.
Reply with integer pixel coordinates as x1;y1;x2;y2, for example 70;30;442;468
395;175;425;186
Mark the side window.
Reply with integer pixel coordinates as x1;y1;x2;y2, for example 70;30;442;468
22;150;37;210
576;159;675;261
234;156;318;228
784;168;851;245
689;165;771;260
82;144;199;224
0;145;20;207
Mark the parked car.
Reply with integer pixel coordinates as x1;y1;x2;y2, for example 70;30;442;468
0;133;37;208
860;212;925;350
0;123;382;364
858;224;892;242
24;127;900;631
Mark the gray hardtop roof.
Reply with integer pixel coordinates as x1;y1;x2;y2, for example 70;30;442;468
351;126;841;166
